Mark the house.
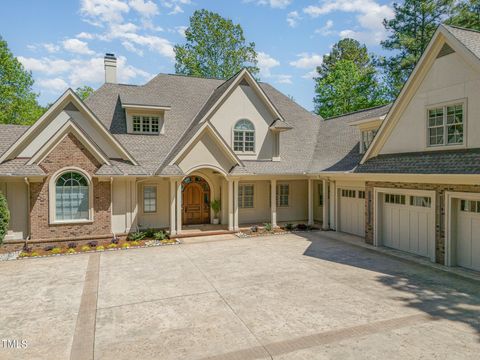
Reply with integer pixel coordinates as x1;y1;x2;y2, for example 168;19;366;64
1;25;480;273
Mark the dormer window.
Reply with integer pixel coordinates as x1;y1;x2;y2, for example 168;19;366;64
233;119;255;152
132;115;160;134
427;103;464;147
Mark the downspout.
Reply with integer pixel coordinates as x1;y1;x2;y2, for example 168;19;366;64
24;177;31;247
110;177;115;240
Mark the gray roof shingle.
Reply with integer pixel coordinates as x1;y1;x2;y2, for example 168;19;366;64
443;25;480;59
0;124;29;157
356;148;480;174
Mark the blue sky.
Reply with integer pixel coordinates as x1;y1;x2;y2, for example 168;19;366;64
1;0;394;111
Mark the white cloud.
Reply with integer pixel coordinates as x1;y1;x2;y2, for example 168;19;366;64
275;74;292;84
162;0;191;15
37;78;69;93
302;69;318;79
247;0;291;9
76;32;95;39
44;43;61;53
287;11;301;28
257;51;280;78
62;38;95;55
303;0;394;44
315;20;334;36
128;0;158;17
117;32;175;59
122;41;144;56
175;26;188;37
290;53;323;69
80;0;130;25
19;55;151;90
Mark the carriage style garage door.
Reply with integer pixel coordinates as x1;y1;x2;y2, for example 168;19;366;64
380;192;435;259
455;199;480;272
339;189;365;237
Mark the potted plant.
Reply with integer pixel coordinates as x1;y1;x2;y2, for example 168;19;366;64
210;199;221;224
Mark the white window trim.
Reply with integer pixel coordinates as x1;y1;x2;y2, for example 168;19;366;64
232;119;256;154
143;184;157;214
132;114;160;135
238;183;255;209
48;167;94;225
425;98;467;150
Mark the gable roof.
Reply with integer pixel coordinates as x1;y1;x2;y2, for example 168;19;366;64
0;124;29;158
362;24;480;164
0;89;137;165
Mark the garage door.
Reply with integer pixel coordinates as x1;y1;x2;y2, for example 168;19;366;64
456;199;480;271
339;189;365;237
381;193;434;258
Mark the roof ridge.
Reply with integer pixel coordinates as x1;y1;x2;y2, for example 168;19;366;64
325;103;392;120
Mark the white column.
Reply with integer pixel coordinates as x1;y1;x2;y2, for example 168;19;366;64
233;179;239;231
228;180;234;231
271;179;277;228
322;179;329;230
176;180;182;234
169;179;177;235
308;178;314;226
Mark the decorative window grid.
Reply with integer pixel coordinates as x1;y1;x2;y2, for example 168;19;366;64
277;184;289;207
427;103;464;146
238;184;254;208
385;194;406;205
132;116;160;134
143;186;157;213
55;172;89;221
460;199;480;213
410;196;431;208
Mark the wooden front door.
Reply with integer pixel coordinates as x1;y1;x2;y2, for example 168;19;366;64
182;177;210;225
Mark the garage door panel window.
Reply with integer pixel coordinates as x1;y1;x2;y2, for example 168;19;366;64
358;191;366;199
341;189;356;198
385;194;406;205
410;196;431;208
460;199;480;213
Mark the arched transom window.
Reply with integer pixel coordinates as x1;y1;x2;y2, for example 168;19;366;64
233;119;255;152
55;171;90;221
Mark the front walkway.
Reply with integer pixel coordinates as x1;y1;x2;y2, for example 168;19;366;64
1;232;479;359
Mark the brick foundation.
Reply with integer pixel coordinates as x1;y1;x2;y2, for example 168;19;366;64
29;133;112;241
365;181;480;264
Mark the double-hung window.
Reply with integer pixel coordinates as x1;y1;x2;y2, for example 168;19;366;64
277;184;289;207
143;186;157;213
427;103;464;146
238;184;254;208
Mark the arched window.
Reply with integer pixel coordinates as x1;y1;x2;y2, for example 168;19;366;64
233;119;255;152
55;171;90;221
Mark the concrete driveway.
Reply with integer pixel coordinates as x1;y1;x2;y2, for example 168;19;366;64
1;232;480;360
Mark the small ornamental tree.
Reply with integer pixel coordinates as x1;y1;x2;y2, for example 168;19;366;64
0;192;10;244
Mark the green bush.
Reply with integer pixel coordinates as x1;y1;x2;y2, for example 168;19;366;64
67;248;76;254
128;231;146;241
51;247;62;254
144;228;155;238
96;245;105;251
210;199;221;218
107;243;117;249
122;243;130;249
154;230;167;240
264;223;273;232
81;245;90;252
285;223;294;231
30;252;39;257
130;240;140;246
0;192;10;245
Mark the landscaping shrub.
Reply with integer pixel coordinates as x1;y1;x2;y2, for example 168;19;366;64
67;248;76;254
30;252;39;257
285;223;294;231
0;192;10;245
51;247;62;254
88;240;98;248
81;245;90;252
67;242;77;249
145;228;155;238
250;225;258;232
154;230;167;240
130;240;140;246
264;223;273;232
107;243;117;249
43;245;55;252
19;252;30;258
111;237;119;244
296;223;308;231
96;245;105;251
128;231;146;241
122;243;130;249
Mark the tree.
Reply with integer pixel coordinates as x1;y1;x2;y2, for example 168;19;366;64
174;9;259;79
0;192;9;245
314;39;387;118
76;86;94;101
380;0;455;98
0;35;44;125
448;0;480;31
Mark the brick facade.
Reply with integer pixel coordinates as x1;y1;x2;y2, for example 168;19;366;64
29;133;112;241
365;181;480;264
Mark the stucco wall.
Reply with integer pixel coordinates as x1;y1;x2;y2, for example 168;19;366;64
112;178;137;234
209;85;275;160
137;180;170;229
381;52;480;154
238;180;270;224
